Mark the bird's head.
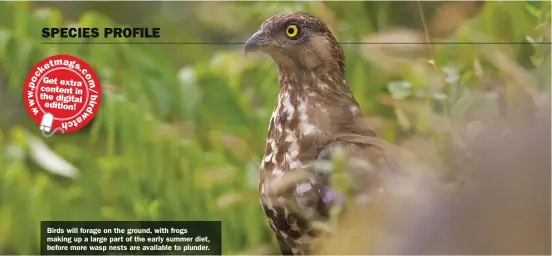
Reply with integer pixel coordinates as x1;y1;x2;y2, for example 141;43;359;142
245;12;345;73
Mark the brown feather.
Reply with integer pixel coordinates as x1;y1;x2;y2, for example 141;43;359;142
246;12;428;255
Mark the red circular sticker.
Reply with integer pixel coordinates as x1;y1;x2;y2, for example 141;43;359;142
23;55;101;134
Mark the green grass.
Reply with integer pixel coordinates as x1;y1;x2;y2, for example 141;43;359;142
0;1;550;254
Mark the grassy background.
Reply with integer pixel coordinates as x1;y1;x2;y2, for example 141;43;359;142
0;1;550;254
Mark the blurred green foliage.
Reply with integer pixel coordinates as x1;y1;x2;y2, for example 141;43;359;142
0;1;550;254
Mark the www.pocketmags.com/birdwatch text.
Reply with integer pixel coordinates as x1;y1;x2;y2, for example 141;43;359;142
42;27;161;38
23;55;102;135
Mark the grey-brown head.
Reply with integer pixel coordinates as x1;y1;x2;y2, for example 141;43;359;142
245;12;345;74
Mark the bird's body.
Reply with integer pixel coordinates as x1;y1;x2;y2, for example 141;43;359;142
259;72;358;255
245;12;401;255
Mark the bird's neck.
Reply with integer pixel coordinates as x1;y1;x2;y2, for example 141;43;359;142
277;67;353;101
273;67;359;131
260;69;360;175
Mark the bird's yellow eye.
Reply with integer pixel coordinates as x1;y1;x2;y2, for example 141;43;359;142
285;24;299;38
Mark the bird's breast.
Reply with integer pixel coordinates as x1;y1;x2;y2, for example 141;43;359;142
258;88;357;255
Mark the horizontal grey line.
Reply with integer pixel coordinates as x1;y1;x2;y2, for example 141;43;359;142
25;0;433;1
42;42;552;45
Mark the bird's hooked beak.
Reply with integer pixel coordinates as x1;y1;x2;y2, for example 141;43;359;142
244;30;268;58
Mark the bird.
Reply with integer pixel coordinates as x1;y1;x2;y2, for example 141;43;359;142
244;12;421;255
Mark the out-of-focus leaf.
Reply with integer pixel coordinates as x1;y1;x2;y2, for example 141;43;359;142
0;30;11;60
394;107;411;130
25;132;78;179
430;2;483;37
387;80;412;100
195;165;236;189
216;192;244;209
